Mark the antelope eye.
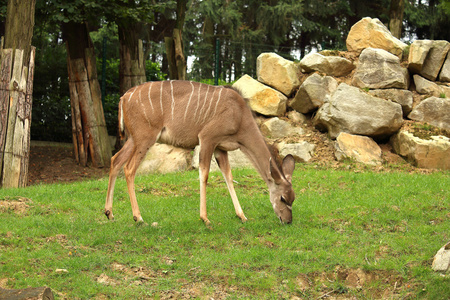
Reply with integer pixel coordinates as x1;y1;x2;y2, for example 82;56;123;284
280;196;287;204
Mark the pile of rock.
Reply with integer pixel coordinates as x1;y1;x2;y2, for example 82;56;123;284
232;16;450;170
136;16;449;174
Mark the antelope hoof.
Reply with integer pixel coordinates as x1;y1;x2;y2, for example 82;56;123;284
133;215;145;223
240;215;248;223
105;209;114;220
201;217;211;226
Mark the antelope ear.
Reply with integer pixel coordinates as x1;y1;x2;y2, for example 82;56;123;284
269;158;284;185
282;154;295;183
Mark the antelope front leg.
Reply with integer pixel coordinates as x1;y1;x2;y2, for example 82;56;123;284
199;168;210;225
198;141;215;225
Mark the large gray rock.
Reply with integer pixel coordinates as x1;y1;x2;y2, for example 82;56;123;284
299;52;355;77
408;40;433;74
287;110;308;124
257;52;300;96
346;17;407;58
408;97;450;130
369;89;413;117
420;40;450;81
290;73;338;114
352;48;409;89
232;74;287;116
137;143;191;175
313;83;403;139
438;54;450;82
335;132;383;166
390;130;450;170
413;75;450;97
278;141;315;162
432;242;450;273
261;117;304;139
191;147;252;172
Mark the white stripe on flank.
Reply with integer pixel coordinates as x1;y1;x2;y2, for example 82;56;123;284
127;86;138;102
148;82;154;112
197;85;210;124
184;81;195;121
193;83;202;120
159;81;164;114
139;88;151;125
170;80;175;120
202;87;217;123
212;87;224;118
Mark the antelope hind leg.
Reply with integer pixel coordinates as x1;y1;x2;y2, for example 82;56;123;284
105;139;135;220
214;149;247;222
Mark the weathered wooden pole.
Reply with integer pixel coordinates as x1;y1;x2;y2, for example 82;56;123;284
63;21;112;168
0;0;36;188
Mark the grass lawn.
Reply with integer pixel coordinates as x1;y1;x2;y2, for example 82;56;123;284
0;164;449;299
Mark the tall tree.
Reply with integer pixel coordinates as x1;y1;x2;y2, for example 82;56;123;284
389;0;405;38
62;20;112;168
165;0;188;80
0;0;36;187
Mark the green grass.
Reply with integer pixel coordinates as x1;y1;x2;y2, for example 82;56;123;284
0;165;449;299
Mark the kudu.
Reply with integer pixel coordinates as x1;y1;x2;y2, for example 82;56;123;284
104;80;295;225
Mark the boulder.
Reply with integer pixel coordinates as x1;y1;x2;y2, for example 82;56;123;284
287;110;308;124
420;40;450;81
432;242;450;273
290;73;338;114
369;89;413;117
261;117;304;139
192;147;252;172
352;48;409;89
232;74;287;116
335;132;383;166
278;141;315;162
413;75;450;97
137;143;191;174
313;83;403;139
257;52;300;96
438;54;450;82
299;52;355;77
390;130;450;170
408;40;433;74
408;96;450;130
346;17;407;58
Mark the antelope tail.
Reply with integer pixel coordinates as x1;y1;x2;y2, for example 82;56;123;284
118;97;126;140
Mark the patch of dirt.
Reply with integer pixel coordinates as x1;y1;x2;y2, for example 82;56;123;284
0;197;32;214
294;266;412;299
28;142;109;186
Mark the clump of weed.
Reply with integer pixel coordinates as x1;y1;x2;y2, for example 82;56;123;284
410;122;450;140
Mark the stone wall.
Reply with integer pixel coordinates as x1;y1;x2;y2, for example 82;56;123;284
138;17;450;174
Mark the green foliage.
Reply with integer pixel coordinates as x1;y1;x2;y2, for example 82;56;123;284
404;0;450;40
0;166;449;298
31;23;72;142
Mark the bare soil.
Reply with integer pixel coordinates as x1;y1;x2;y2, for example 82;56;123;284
28;142;109;186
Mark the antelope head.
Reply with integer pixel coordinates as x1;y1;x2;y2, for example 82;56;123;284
268;154;296;224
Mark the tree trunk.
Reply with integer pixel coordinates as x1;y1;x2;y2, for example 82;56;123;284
0;286;54;300
165;0;187;80
118;23;146;96
389;0;405;39
63;22;111;168
0;0;36;188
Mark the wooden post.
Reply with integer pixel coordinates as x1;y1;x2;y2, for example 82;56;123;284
0;47;35;187
66;47;112;168
0;286;54;300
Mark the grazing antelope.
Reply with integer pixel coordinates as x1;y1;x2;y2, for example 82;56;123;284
104;80;295;225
